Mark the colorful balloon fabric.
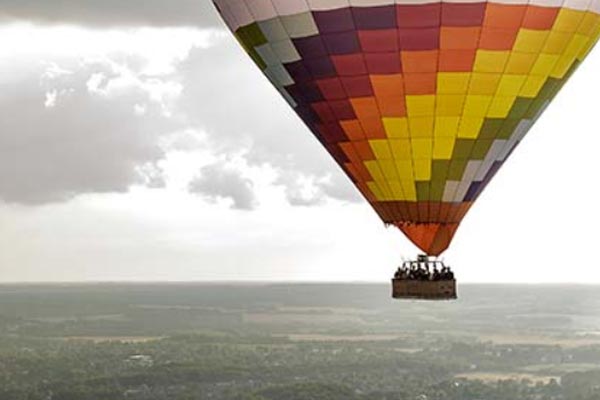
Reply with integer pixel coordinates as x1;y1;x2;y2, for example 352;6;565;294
213;0;600;255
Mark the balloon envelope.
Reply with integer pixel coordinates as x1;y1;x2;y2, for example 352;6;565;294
213;0;600;255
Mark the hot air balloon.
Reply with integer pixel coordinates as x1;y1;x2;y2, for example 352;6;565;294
212;0;600;299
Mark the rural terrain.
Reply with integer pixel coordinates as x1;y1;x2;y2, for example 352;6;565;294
0;283;599;399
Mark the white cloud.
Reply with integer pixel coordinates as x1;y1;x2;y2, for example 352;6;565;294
44;90;57;108
0;0;220;28
177;35;363;206
0;25;204;204
0;8;599;284
0;24;222;73
0;189;397;282
0;21;361;207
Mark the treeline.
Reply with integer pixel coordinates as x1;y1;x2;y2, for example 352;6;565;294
1;334;600;400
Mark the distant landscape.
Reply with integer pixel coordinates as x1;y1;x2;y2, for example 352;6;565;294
1;284;599;399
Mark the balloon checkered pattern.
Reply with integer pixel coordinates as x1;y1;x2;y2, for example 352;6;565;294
213;0;600;255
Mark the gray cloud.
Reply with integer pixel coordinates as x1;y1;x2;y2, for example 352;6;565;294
178;38;363;207
0;59;178;204
189;162;257;210
0;19;364;207
179;40;331;173
319;174;363;203
0;0;221;27
281;171;363;207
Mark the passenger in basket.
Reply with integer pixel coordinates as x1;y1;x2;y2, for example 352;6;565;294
419;265;430;281
432;267;441;281
409;264;418;280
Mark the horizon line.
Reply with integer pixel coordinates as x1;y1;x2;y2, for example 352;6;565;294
0;280;599;286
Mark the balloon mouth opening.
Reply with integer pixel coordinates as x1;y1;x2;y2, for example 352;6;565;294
394;222;459;256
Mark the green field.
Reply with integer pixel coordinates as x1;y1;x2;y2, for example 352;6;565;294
0;283;599;399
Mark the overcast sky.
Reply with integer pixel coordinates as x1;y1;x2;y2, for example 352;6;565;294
0;1;599;283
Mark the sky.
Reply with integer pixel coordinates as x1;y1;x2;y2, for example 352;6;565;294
0;1;599;284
